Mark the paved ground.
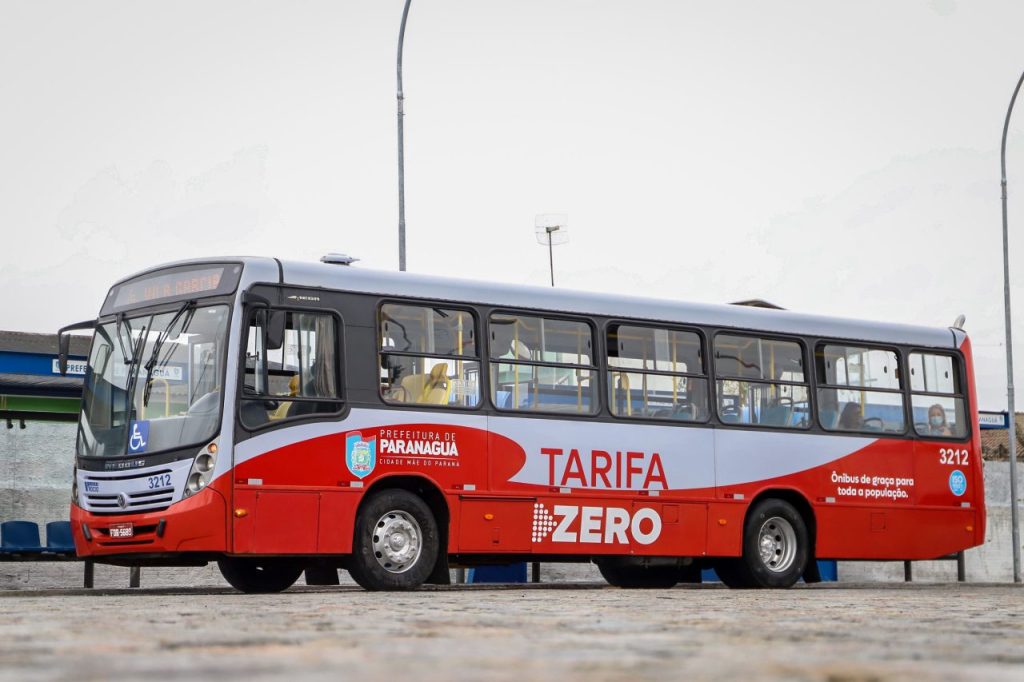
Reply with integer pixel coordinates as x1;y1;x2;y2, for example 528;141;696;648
0;583;1022;682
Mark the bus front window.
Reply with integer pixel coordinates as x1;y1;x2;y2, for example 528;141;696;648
76;305;230;458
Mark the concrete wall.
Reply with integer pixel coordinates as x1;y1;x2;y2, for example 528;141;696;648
2;423;1020;588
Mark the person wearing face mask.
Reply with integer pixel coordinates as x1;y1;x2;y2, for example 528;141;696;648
927;403;953;436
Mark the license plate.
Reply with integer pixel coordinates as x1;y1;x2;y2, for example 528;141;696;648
108;522;134;538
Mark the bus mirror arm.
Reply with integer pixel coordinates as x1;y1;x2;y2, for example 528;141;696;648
241;291;286;350
56;319;97;376
242;291;272;308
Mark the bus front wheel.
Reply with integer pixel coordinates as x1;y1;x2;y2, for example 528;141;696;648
718;498;809;589
348;488;440;591
218;557;304;593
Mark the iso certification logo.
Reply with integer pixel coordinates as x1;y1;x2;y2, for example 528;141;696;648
949;470;967;497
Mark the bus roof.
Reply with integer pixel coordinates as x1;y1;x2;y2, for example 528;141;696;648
120;256;960;349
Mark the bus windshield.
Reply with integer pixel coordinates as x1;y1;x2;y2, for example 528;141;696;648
77;305;230;458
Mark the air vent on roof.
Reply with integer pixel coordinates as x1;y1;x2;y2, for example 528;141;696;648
320;253;359;266
730;299;785;310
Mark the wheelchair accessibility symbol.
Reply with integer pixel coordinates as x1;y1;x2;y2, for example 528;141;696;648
128;420;149;454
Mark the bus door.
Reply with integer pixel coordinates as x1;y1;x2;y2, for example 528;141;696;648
232;303;345;555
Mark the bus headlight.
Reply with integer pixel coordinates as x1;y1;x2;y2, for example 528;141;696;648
186;472;207;494
183;439;219;498
71;466;79;505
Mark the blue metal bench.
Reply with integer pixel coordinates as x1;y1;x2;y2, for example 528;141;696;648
0;519;142;588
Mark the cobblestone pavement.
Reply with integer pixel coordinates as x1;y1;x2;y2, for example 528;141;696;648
0;583;1022;682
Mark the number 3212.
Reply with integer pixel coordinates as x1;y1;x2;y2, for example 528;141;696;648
939;448;969;466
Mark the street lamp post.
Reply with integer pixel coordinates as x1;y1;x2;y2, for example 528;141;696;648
1000;68;1024;584
396;0;413;272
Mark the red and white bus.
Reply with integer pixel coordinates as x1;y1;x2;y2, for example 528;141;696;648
60;257;984;591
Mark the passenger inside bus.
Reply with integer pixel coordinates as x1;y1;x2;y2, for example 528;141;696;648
837;402;864;430
926;403;953;436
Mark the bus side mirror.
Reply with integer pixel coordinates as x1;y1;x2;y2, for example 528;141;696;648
56;319;96;376
266;311;286;350
58;333;71;376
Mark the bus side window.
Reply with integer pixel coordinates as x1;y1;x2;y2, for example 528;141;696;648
816;344;905;434
908;352;966;439
488;313;596;415
378;304;480;408
240;310;342;429
713;334;809;429
606;323;708;422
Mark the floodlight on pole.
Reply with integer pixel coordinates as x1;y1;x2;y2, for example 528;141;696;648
535;214;569;287
1000;67;1024;584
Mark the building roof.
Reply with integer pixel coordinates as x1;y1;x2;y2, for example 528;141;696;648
980;414;1024;460
0;331;91;357
0;373;83;398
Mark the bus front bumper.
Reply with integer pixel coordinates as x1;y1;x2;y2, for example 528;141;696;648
70;485;228;559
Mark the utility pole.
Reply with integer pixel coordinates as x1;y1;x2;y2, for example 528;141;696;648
1000;67;1024;584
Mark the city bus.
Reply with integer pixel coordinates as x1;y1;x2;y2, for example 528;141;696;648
60;256;985;591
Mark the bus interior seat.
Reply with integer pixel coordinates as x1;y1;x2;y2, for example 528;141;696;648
673;403;695;420
269;375;300;420
819;407;838;429
400;364;451;405
762;403;792;427
421;363;451;404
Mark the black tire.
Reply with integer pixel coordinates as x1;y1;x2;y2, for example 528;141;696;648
597;561;680;589
712;558;755;588
347;489;439;591
719;498;809;589
218;557;303;593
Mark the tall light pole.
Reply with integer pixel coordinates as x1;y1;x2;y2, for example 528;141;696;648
396;0;412;272
1001;68;1024;584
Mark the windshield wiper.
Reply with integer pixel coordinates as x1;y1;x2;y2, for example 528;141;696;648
115;313;136;365
142;300;196;408
123;322;148;427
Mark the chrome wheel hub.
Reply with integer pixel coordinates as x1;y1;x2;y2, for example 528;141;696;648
371;510;422;573
757;516;797;573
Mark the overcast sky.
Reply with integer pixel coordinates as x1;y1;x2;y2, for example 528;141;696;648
3;1;1024;409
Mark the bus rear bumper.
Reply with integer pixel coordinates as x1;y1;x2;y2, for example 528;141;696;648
71;486;228;559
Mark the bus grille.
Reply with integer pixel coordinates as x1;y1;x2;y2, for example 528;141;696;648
82;468;177;514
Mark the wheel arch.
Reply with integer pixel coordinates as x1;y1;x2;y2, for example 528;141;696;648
360;474;450;531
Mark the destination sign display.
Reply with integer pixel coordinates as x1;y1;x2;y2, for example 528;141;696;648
103;264;241;315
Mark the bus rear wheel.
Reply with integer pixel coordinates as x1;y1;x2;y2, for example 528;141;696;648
596;561;680;589
218;557;303;593
347;489;439;591
719;498;809;589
